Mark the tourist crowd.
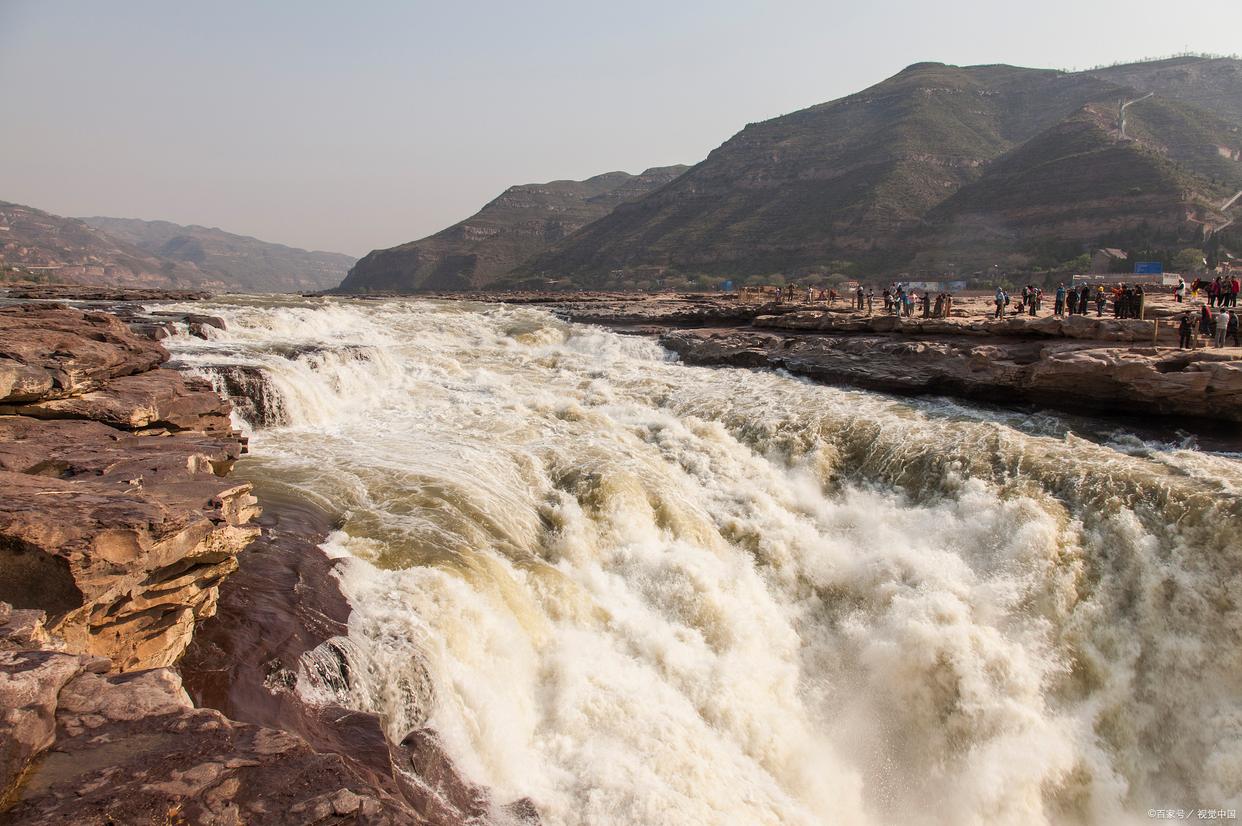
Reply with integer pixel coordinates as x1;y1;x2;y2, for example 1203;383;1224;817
737;277;1240;349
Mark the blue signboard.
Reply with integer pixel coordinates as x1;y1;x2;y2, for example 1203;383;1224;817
1134;261;1164;274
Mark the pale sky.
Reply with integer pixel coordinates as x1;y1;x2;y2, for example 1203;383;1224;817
2;1;1240;257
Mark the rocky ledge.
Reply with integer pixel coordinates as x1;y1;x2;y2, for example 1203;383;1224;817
0;304;530;824
662;328;1242;422
1;285;211;302
449;291;1242;424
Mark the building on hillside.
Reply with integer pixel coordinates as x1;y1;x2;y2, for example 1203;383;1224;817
1071;273;1181;287
906;280;968;292
1090;248;1128;272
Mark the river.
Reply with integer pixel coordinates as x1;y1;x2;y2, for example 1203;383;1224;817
162;295;1242;826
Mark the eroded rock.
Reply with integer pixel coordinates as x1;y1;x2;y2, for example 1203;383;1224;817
0;304;168;403
662;329;1242;422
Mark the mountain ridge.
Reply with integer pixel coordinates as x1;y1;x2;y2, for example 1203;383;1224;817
336;165;689;292
79;216;355;292
503;57;1241;287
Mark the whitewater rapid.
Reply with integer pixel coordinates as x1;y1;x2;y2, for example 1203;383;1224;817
163;295;1242;826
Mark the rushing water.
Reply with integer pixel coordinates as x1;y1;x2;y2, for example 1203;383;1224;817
162;295;1242;826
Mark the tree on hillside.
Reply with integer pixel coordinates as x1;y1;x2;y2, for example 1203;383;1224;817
1172;247;1205;272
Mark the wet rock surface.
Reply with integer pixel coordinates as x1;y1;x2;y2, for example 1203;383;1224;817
661;328;1242;421
0;302;536;824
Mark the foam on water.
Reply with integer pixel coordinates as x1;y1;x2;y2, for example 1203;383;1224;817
165;296;1242;826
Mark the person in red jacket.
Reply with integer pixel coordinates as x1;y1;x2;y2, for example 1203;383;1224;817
1230;276;1240;308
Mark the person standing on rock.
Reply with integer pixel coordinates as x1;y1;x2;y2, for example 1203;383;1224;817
922;291;931;318
1175;277;1186;303
1095;287;1105;317
1228;308;1240;346
856;285;865;310
1230;275;1240;308
866;288;875;315
1215;309;1231;347
1200;304;1215;344
1179;313;1194;349
1054;284;1065;316
1067;288;1079;315
933;293;944;318
994;287;1006;319
1135;284;1146;320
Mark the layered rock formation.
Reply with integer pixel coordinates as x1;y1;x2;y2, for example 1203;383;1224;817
0;303;529;824
457;291;1242;423
662;328;1242;421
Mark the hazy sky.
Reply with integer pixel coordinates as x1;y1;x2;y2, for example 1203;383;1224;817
3;1;1240;256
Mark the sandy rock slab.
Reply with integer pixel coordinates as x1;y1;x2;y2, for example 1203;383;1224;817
2;659;418;825
0;462;258;672
0;304;168;404
661;329;1242;422
0;415;256;672
0;370;234;434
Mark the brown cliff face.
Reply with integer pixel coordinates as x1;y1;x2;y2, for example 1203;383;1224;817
337;165;689;292
0;302;535;824
0;304;256;673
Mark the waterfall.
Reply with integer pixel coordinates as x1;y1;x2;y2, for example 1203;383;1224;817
164;295;1242;826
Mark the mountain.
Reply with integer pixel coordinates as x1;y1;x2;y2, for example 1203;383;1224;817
504;57;1242;287
0;201;195;287
336;166;689;292
909;102;1240;270
80;217;355;292
1084;56;1242;124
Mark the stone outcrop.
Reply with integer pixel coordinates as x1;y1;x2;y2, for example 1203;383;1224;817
0;301;537;824
661;328;1242;421
0;305;256;673
2;645;424;824
0;305;169;403
753;308;1180;343
1;285;211;302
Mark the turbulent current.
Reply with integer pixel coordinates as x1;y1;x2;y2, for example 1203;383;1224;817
162;295;1242;826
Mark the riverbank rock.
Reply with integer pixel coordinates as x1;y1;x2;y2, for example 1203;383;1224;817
1;371;234;433
0;305;256;673
662;329;1242;422
1;285;211;302
0;304;168;403
2;657;421;825
0;301;538;824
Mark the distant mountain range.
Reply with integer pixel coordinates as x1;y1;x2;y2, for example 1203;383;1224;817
337;166;689;292
340;56;1242;292
0;203;354;292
